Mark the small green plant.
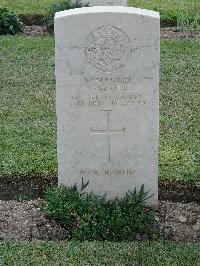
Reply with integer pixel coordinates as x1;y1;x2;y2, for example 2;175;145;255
177;11;200;31
17;194;33;202
41;180;157;241
44;0;88;33
0;7;23;35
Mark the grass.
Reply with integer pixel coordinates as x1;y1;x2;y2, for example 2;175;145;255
0;36;56;175
0;241;199;265
0;36;199;182
0;0;56;15
159;40;200;181
1;0;200;27
129;0;200;26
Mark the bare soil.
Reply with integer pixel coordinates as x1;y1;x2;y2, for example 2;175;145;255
19;14;45;26
1;174;199;204
21;26;200;39
0;199;199;241
0;199;65;241
156;201;200;241
160;27;200;40
22;26;48;37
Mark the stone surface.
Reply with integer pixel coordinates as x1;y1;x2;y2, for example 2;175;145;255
73;0;127;7
55;6;160;205
178;215;188;223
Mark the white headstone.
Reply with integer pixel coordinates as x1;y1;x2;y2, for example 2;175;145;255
72;0;127;7
55;6;160;206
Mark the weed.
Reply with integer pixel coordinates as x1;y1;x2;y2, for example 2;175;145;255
44;0;88;33
0;7;22;35
41;181;157;241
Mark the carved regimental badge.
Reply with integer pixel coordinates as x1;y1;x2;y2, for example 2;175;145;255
85;25;131;73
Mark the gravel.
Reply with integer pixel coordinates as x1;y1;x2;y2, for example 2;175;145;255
160;27;200;40
22;26;48;37
0;200;66;241
0;199;199;241
157;201;200;241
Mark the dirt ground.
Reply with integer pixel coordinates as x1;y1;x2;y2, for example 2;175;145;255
156;201;200;241
0;199;199;241
0;199;65;241
160;27;200;40
22;26;200;40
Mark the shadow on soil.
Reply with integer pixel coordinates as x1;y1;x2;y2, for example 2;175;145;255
0;174;199;203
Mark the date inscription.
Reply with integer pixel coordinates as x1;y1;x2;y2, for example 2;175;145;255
80;168;136;177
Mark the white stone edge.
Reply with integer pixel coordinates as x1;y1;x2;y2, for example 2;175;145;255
55;6;160;20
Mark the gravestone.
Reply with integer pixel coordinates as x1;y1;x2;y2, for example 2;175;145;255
72;0;127;6
55;6;160;206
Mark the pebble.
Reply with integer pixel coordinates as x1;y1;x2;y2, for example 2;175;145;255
193;220;200;231
195;182;200;188
23;219;29;225
178;215;187;223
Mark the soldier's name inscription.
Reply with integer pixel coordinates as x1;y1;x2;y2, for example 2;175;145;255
71;75;146;108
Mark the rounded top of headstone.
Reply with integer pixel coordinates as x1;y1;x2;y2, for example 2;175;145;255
55;6;160;20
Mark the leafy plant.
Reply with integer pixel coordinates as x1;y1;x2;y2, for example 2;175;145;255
0;7;23;35
41;181;157;241
176;1;200;31
177;11;200;31
17;194;34;202
44;0;89;33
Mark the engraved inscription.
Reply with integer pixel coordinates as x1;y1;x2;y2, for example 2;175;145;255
71;93;145;108
80;168;136;177
85;25;131;72
90;110;125;164
70;76;146;109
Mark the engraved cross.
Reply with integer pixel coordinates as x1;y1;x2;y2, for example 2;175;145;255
90;110;125;164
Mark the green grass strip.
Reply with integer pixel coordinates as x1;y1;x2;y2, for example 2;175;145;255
0;241;199;265
0;0;56;15
0;36;199;182
129;0;200;24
